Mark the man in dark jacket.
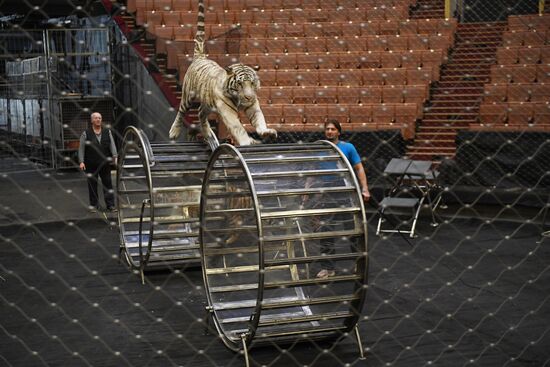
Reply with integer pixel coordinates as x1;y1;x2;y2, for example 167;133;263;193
78;112;117;212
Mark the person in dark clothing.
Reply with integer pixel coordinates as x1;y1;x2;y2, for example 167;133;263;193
78;112;118;212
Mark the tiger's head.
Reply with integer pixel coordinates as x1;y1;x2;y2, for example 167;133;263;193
224;63;260;108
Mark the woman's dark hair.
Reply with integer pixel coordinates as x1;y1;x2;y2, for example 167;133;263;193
324;119;342;133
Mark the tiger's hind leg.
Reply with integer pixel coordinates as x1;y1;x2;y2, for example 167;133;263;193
169;99;190;139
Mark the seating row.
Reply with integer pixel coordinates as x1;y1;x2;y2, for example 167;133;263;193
255;67;437;87
169;46;446;71
206;49;446;70
245;102;418;138
490;64;550;84
502;30;550;47
128;0;414;13
258;84;428;108
507;14;550;32
147;18;455;38
136;5;411;25
483;83;550;103
183;35;453;54
479;102;550;125
496;45;550;65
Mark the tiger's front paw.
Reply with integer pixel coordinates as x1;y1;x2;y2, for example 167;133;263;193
257;128;278;139
169;124;182;140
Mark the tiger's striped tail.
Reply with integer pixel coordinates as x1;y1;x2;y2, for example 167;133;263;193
194;0;206;56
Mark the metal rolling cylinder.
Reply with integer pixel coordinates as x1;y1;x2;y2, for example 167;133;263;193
116;127;210;273
200;141;369;351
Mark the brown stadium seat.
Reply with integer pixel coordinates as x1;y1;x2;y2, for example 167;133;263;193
372;104;395;125
380;51;402;68
253;54;275;70
536;64;550;83
172;25;193;40
262;104;285;125
341;23;363;37
359;21;379;36
522;30;546;46
483;84;507;103
416;18;439;34
511;65;537;83
379;20;399;35
349;105;374;126
285;38;307;53
296;53;335;69
531;84;550;102
259;70;278;86
496;47;519;65
540;46;550;63
366;7;386;21
162;11;181;26
490;65;513;83
327;104;351;125
383;68;407;85
502;31;524;47
268;86;290;104
272;53;298;70
400;52;422;68
518;47;541;64
359;86;383;104
406;67;433;85
337;86;362;104
314;86;338;104
142;10;164;27
387;36;408;51
293;87;316;104
256;87;271;104
534;102;550;125
507;103;534;125
361;69;384;86
367;36;388;51
429;34;452;51
155;0;173;11
246;38;267;54
153;26;174;54
420;49;444;68
283;104;306;125
303;23;325;37
507;84;532;102
326;37;350;52
337;54;360;69
263;24;285;38
166;42;193;69
479;103;508;125
382;86;404;103
402;85;428;105
399;20;418;35
358;52;381;68
408;35;430;50
305;38;327;53
304;104;328;126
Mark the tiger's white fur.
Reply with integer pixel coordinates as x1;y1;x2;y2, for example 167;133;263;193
168;0;277;146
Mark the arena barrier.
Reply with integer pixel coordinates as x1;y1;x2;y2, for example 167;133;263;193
200;142;369;363
116;126;210;282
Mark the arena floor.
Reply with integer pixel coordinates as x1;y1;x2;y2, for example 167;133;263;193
1;167;549;366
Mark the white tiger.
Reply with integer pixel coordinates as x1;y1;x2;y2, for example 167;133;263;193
168;0;277;146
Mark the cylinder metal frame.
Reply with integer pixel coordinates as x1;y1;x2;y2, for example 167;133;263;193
199;141;369;356
116;127;210;282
